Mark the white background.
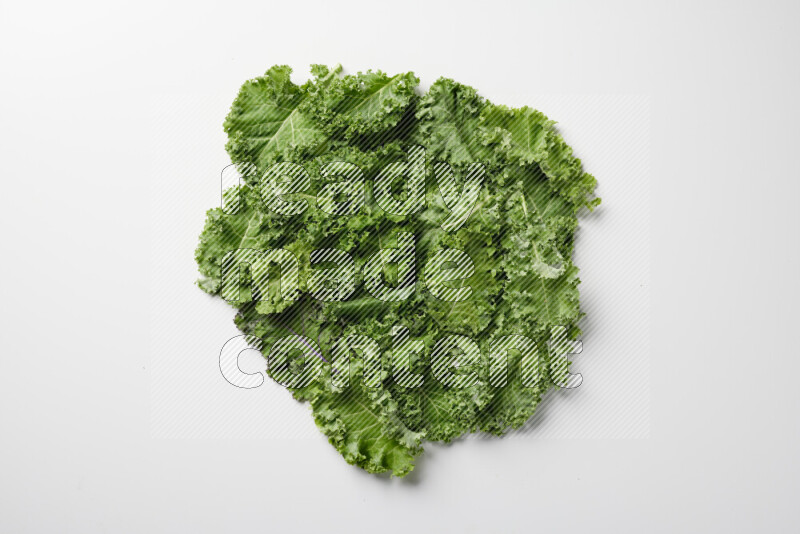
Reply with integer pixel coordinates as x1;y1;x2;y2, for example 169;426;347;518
1;1;798;532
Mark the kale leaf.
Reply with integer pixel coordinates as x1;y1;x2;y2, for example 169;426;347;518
196;65;599;476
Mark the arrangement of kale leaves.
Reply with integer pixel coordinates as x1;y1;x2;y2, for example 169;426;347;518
196;65;599;476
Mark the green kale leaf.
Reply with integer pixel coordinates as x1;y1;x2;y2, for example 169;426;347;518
196;65;599;476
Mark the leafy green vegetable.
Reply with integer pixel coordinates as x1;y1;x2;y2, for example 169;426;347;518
196;64;599;476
